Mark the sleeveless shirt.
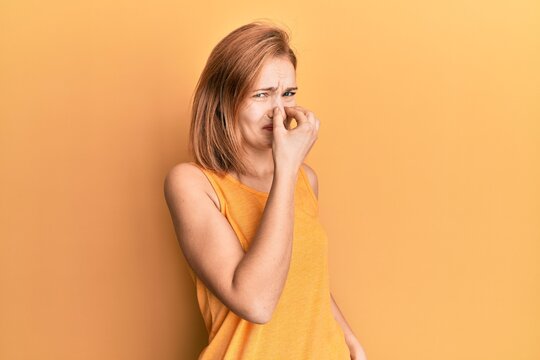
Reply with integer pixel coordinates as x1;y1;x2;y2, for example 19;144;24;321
187;161;350;359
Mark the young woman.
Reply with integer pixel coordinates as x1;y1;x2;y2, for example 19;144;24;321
164;21;367;359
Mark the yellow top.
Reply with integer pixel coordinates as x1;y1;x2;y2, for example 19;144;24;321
187;162;350;359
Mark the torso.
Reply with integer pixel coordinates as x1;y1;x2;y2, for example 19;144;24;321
185;161;348;358
188;163;316;212
226;170;274;194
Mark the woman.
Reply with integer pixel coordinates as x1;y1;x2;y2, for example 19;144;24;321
164;21;367;359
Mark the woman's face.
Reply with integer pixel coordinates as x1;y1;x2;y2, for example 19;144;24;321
236;55;297;150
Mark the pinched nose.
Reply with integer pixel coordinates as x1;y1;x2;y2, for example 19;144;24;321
267;97;285;120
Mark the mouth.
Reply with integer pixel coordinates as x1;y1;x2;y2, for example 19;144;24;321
262;124;273;131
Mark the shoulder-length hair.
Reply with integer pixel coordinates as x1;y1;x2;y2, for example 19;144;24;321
188;20;297;176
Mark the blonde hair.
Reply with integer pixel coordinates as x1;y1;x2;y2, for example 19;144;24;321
188;20;297;176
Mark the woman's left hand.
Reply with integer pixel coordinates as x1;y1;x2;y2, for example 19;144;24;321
345;333;368;360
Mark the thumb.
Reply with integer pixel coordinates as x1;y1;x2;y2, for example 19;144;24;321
272;106;285;130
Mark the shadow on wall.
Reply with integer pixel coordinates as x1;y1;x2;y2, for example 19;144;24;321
150;61;209;358
177;256;209;358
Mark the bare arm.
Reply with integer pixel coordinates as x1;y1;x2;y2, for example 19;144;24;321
330;292;357;344
164;106;319;324
164;162;298;324
331;293;367;359
234;105;318;321
302;163;367;359
231;165;298;322
301;163;357;340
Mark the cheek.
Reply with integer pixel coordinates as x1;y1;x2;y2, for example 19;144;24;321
284;96;296;106
237;105;264;140
243;102;268;123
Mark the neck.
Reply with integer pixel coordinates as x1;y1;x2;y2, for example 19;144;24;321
237;147;275;179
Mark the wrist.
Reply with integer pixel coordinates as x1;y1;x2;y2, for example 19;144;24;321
274;165;299;180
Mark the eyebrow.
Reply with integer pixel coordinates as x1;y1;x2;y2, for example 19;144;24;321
253;86;298;92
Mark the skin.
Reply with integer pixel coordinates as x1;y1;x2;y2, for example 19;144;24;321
164;55;319;327
231;55;367;359
307;169;368;360
164;55;366;359
228;55;302;189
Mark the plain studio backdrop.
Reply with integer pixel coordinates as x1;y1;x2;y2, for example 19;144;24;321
0;1;538;359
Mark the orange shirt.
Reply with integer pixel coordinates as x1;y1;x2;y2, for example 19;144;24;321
187;162;350;359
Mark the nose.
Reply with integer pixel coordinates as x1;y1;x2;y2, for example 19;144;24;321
268;94;285;119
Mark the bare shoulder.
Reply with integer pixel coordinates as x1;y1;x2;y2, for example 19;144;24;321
163;162;221;211
301;162;319;199
164;162;204;191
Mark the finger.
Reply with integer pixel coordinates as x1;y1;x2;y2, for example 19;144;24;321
291;105;309;116
284;106;309;125
285;105;308;117
314;118;320;132
292;106;317;123
291;106;318;129
272;106;284;129
282;106;299;129
283;109;295;129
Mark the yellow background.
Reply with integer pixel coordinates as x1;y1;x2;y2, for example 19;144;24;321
1;1;539;359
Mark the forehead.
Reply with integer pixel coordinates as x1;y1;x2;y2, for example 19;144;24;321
253;56;296;86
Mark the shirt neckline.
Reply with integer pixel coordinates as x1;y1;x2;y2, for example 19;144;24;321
223;172;271;197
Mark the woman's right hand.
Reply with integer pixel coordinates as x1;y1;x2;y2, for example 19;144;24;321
271;105;320;174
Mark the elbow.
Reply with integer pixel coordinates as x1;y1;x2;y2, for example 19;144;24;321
235;295;275;324
245;303;274;324
231;273;276;324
